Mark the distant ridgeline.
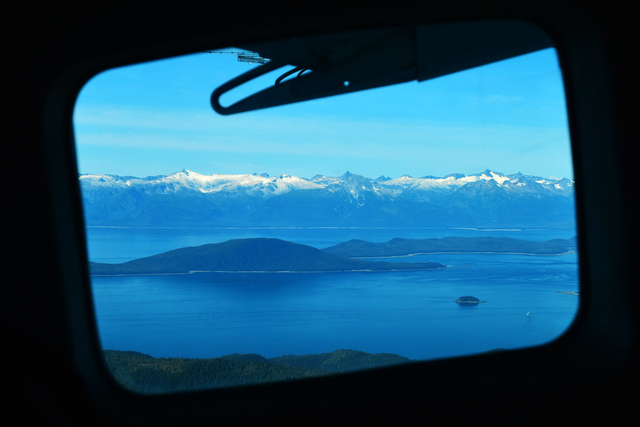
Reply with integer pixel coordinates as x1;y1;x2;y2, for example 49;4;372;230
89;236;576;276
103;349;413;393
323;236;577;258
80;170;576;229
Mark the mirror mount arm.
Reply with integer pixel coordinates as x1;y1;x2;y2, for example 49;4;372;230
210;21;553;116
275;66;308;85
211;60;286;115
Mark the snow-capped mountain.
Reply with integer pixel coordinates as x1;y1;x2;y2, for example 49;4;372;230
79;169;576;228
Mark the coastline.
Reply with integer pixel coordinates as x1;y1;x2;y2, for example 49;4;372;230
352;250;577;259
90;266;450;277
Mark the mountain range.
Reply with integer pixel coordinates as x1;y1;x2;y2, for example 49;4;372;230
79;169;576;228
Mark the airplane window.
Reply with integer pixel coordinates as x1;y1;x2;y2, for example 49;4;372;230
73;27;578;394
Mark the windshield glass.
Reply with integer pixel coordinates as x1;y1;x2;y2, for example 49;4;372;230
74;35;578;393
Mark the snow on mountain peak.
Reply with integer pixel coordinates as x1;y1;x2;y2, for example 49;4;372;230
79;169;573;199
80;169;576;229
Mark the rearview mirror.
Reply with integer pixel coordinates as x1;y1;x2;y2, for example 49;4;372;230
211;20;552;115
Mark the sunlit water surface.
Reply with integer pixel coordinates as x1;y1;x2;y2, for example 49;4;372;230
88;227;579;360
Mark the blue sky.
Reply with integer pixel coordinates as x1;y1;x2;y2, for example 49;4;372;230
73;46;573;179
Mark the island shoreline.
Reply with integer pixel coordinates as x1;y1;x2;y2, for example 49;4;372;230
351;250;577;259
90;266;450;277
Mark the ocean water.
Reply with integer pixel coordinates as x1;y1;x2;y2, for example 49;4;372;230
88;227;579;361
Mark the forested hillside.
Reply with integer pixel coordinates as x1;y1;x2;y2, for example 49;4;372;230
323;236;577;257
90;238;445;275
103;349;412;393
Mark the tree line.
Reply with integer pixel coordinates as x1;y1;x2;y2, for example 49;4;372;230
103;349;412;394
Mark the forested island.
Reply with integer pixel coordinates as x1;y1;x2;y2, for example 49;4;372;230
323;236;577;258
89;236;576;276
103;349;413;393
89;238;446;275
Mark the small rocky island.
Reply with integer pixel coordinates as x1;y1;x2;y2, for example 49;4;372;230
454;296;487;305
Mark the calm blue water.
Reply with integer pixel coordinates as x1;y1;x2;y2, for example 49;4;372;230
88;227;579;361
